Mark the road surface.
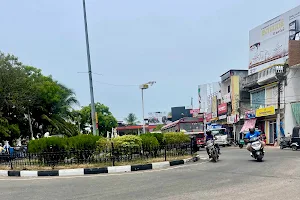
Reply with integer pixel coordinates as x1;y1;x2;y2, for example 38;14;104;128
1;148;299;200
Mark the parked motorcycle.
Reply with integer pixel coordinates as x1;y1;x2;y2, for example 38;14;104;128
206;139;219;162
249;136;264;162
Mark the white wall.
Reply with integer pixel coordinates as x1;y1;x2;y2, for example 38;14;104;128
284;67;300;135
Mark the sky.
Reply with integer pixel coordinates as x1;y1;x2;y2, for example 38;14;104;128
1;0;299;121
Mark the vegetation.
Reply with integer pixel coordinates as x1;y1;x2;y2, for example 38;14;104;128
0;51;118;142
124;113;139;125
163;132;190;145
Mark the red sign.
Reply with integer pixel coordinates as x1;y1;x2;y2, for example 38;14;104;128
206;113;212;122
190;109;200;114
218;103;227;115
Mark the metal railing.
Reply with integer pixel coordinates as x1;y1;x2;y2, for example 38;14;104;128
0;144;194;170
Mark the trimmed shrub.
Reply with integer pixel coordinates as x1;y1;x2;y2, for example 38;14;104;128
96;137;111;151
67;134;101;151
28;137;67;153
140;134;159;150
112;135;142;149
27;134;101;153
163;132;190;145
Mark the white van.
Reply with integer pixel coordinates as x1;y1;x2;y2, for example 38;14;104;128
210;128;228;147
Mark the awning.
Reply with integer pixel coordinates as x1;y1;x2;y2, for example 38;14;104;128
240;118;256;133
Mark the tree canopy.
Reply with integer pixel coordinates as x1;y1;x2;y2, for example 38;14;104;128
0;52;118;143
124;113;139;125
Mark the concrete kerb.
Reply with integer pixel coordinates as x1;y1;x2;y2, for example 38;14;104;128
0;155;202;177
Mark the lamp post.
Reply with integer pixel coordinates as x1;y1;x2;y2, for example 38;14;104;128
140;81;156;134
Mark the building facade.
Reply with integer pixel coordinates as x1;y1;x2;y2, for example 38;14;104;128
242;5;300;144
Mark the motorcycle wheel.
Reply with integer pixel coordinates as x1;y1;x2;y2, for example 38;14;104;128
257;155;263;162
211;150;218;162
292;146;297;151
239;145;243;149
280;145;284;149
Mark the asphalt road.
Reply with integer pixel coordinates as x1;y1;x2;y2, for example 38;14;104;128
1;147;300;200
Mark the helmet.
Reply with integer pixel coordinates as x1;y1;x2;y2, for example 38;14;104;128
249;127;255;133
206;130;212;135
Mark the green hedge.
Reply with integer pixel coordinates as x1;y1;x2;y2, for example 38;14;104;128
28;134;101;153
112;135;142;149
140;134;159;150
163;132;190;145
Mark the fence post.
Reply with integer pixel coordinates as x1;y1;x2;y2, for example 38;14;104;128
164;145;167;161
111;142;115;166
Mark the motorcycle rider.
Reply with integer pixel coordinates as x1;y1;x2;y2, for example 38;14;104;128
244;127;265;153
206;130;221;157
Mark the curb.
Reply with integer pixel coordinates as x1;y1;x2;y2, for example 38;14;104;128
0;155;202;177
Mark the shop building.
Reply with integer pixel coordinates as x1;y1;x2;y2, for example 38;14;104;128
242;5;300;144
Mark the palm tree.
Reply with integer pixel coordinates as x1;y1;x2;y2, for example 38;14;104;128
124;113;140;125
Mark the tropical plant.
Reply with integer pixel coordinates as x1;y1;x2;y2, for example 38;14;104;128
124;113;139;125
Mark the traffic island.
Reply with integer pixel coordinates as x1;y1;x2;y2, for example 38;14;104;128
0;155;201;177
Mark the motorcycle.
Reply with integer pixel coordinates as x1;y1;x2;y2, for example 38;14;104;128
249;136;264;162
206;139;219;162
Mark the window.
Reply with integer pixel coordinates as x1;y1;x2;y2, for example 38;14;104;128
227;85;230;93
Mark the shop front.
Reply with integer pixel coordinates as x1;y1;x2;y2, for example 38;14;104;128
255;106;276;145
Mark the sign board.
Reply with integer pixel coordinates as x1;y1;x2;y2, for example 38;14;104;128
190;109;200;114
218;103;227;115
206;113;212;122
256;106;275;117
212;96;218;118
222;93;231;103
227;114;238;124
218;114;227;120
245;110;256;119
249;5;300;75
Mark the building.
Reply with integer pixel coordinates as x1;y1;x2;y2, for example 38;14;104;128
243;5;300;144
116;125;157;135
218;70;249;139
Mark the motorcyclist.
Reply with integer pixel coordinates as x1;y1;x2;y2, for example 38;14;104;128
206;130;221;157
244;127;265;152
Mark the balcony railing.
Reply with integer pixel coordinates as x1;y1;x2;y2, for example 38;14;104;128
242;73;258;88
257;66;283;85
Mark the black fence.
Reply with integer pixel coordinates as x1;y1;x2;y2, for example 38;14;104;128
0;143;195;170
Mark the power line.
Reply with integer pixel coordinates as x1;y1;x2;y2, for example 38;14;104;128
94;80;138;87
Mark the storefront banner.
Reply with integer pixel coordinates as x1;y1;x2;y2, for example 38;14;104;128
256;106;275;117
231;75;240;114
212;95;218;118
222;93;231;103
219;114;227;120
218;103;227;116
206;113;212;122
245;110;256;119
227;114;238;124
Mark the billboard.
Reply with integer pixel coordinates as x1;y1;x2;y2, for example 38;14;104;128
198;82;221;113
218;103;227;116
147;111;169;125
249;5;300;75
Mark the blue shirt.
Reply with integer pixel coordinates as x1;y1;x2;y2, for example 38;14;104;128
244;131;260;140
206;134;214;141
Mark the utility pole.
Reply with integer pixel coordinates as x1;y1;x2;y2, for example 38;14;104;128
82;0;97;136
275;64;286;145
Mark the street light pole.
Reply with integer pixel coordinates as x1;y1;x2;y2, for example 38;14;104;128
82;0;97;136
141;88;145;134
140;81;156;135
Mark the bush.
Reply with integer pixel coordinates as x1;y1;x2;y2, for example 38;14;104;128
28;134;101;153
96;137;111;151
28;137;67;153
163;132;190;145
67;134;101;151
140;134;159;150
112;135;142;149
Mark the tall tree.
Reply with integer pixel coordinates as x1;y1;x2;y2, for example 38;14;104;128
124;113;139;125
79;102;118;136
